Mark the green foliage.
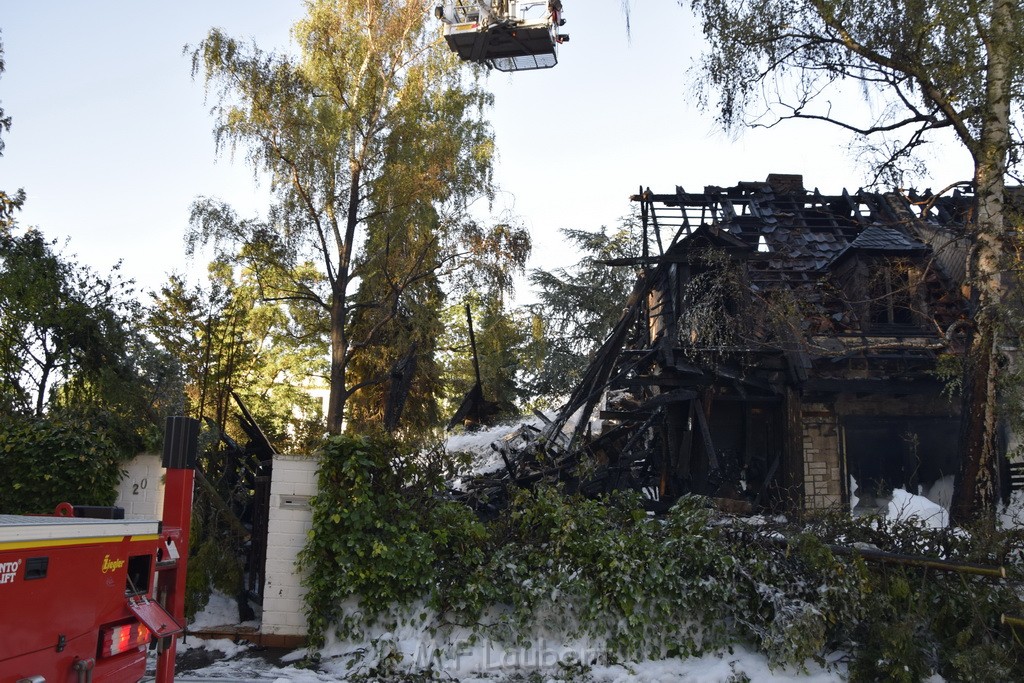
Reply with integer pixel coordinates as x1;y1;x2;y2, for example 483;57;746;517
189;0;528;434
345;274;446;435
933;352;965;401
185;494;247;620
0;224;178;447
149;263;325;453
687;0;1023;184
803;511;1023;681
0;413;126;514
440;295;532;422
476;489;739;657
150;261;326;617
300;464;1023;677
846;561;1020;683
525;221;640;403
299;434;468;648
0;68;177;505
505;499;870;665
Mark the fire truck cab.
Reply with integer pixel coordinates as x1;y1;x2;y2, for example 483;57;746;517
0;417;198;683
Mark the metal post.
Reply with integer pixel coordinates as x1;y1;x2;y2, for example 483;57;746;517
155;416;199;683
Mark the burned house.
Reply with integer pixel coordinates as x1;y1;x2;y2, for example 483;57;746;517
527;174;981;514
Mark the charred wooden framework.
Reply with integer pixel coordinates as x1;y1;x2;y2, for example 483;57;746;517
201;393;278;607
531;174;984;513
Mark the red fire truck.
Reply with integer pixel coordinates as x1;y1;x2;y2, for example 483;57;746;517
0;417;199;683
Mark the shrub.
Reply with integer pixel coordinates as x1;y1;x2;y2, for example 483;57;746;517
0;413;126;514
299;443;1023;678
299;435;467;648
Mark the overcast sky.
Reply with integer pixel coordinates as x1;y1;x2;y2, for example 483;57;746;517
1;1;973;297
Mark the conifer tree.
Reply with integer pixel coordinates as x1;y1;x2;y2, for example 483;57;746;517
526;221;640;403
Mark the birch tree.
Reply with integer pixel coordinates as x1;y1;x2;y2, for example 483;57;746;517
190;0;526;434
0;32;25;225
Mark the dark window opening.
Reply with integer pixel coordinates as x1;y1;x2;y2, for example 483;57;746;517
867;266;916;329
708;402;781;500
125;555;152;596
844;416;959;512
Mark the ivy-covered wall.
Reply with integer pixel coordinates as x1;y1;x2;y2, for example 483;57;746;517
291;436;1020;679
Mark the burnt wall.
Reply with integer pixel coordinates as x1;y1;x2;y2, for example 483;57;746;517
799;393;959;512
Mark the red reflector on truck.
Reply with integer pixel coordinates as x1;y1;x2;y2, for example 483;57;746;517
100;621;151;657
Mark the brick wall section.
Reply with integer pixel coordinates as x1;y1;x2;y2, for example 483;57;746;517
115;454;165;519
261;454;319;637
801;403;843;510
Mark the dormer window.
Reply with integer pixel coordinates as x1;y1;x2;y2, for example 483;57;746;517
866;260;918;330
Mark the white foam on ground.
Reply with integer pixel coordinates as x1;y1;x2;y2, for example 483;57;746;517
446;415;550;478
922;475;954;510
314;626;847;682
887;488;949;528
188;590;259;630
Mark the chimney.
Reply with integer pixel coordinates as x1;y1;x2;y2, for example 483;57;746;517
766;173;804;193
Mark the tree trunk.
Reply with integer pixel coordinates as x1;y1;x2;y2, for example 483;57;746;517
950;0;1014;526
35;359;51;417
326;164;363;435
952;323;999;526
326;288;347;434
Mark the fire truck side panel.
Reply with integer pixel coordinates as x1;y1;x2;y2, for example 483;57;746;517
0;516;161;682
0;631;94;683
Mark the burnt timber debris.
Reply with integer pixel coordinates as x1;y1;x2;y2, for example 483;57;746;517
453;174;1017;515
202;393;278;607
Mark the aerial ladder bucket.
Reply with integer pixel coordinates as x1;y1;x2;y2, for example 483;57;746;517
437;1;568;72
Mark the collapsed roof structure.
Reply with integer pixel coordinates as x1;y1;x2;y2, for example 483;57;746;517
462;174;1001;515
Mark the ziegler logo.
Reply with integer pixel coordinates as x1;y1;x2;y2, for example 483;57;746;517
101;555;125;574
0;559;21;585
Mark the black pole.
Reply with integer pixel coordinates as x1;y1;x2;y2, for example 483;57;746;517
466;303;483;387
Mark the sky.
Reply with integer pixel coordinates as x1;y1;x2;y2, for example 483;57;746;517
0;1;975;299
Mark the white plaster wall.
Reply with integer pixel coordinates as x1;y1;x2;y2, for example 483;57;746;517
261;454;318;637
116;454;166;519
